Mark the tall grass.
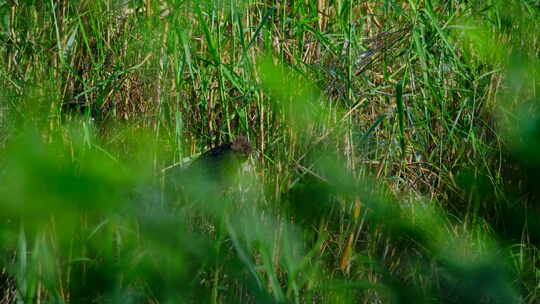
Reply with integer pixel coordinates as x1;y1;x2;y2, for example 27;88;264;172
0;0;539;303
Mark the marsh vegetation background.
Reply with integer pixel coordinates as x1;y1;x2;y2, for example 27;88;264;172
0;0;539;303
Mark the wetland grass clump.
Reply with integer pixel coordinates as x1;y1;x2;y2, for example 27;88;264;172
0;0;539;303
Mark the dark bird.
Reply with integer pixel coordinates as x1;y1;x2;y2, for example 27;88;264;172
195;136;252;170
165;136;253;199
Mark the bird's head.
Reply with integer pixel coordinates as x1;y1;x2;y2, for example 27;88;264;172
231;136;253;159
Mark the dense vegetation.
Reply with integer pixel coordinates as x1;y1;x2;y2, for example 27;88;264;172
1;0;539;303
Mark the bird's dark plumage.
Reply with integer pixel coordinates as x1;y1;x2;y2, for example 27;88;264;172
166;137;253;198
192;136;252;181
197;136;252;164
